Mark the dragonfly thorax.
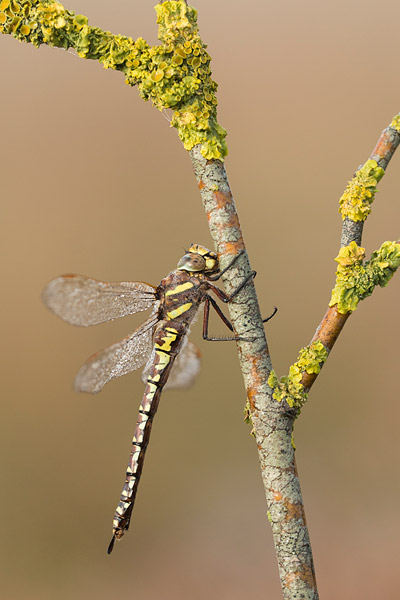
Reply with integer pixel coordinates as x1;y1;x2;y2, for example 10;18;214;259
158;269;207;325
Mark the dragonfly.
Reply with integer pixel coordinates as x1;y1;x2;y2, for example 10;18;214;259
43;244;272;554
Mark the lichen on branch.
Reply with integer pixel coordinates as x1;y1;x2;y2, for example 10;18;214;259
339;159;385;222
0;0;227;160
390;114;400;132
329;240;400;314
268;341;329;412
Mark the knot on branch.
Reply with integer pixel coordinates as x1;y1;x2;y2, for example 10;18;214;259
330;240;400;314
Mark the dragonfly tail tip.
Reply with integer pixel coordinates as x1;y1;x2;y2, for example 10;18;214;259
107;534;116;555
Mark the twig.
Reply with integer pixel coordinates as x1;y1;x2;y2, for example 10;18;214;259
302;120;400;392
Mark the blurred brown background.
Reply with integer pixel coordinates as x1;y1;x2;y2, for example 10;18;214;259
1;1;400;598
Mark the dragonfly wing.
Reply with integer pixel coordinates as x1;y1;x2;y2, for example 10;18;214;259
75;313;158;393
165;340;201;389
141;337;201;390
43;275;156;326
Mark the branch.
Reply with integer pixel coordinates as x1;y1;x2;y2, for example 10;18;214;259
189;148;319;599
269;118;400;398
0;0;227;159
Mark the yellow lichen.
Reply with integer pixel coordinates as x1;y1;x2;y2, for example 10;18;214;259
1;0;227;159
9;15;20;32
243;399;256;437
268;341;329;413
339;159;385;222
330;240;400;314
391;114;400;132
151;69;164;82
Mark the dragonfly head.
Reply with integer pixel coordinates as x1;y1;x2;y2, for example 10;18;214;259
177;244;219;275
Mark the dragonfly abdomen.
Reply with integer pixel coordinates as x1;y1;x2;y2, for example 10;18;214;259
108;323;186;553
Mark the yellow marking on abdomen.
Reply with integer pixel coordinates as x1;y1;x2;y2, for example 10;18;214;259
145;382;158;395
154;350;171;370
167;302;192;320
165;282;194;296
155;331;178;352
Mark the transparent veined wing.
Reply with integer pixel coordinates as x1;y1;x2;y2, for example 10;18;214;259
141;336;201;390
75;313;159;394
164;340;201;389
42;275;157;326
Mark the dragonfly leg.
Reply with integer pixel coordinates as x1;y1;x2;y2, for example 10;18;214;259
205;281;278;341
224;270;257;303
207;253;278;324
207;249;246;282
206;250;256;303
207;270;256;304
263;306;278;323
202;295;255;342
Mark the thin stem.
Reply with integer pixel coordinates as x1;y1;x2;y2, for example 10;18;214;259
303;119;400;392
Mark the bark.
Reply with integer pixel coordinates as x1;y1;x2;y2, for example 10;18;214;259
190;146;319;599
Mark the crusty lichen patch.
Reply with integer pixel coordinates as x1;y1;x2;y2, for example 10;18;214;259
330;240;400;314
390;114;400;132
339;159;384;222
268;341;329;412
1;0;227;159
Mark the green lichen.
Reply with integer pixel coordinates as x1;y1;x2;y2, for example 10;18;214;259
243;399;252;425
267;510;272;523
268;341;329;412
243;399;256;436
339;159;385;222
390;114;400;132
0;0;227;160
330;240;400;314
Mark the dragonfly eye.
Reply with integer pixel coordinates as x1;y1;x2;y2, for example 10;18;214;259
177;252;206;272
180;244;220;274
